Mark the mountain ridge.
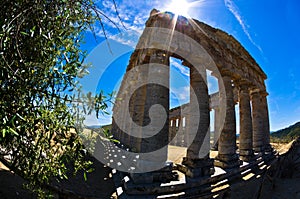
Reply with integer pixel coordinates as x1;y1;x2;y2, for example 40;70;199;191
271;121;300;141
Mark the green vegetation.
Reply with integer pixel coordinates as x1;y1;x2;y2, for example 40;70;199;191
0;0;115;197
271;122;300;143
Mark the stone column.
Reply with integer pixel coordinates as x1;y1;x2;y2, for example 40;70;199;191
183;116;188;147
181;64;214;177
111;118;120;141
212;107;221;150
238;81;254;161
251;89;264;153
179;118;185;146
122;127;130;149
260;91;273;153
168;119;172;143
214;70;240;169
176;118;183;146
112;89;127;145
139;50;169;162
130;50;177;184
129;72;147;152
111;52;151;150
171;119;177;145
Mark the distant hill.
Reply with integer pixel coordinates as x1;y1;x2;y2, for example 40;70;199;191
86;125;101;129
271;122;300;141
86;124;111;130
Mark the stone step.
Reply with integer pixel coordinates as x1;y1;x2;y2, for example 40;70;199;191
112;154;277;198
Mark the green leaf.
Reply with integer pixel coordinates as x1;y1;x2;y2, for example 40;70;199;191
20;31;29;36
2;129;6;137
83;172;87;181
16;113;25;121
111;139;120;144
87;168;94;173
8;127;19;136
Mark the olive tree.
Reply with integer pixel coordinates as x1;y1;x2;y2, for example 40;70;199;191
0;0;115;196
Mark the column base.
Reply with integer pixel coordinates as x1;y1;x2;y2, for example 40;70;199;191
211;140;219;151
130;162;178;184
253;146;265;153
211;144;218;151
263;147;277;161
179;157;215;178
239;149;255;162
264;144;273;153
214;154;242;169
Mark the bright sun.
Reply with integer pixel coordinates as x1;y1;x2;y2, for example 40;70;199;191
166;0;191;16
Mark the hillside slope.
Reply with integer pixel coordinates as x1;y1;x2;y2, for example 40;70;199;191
271;121;300;140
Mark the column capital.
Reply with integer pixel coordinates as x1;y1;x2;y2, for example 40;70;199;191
250;88;260;95
235;79;251;90
250;88;269;97
212;106;220;111
260;90;269;97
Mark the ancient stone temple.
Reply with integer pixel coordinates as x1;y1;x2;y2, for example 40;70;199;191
110;9;274;197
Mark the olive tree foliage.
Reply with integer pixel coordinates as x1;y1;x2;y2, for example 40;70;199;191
0;0;115;195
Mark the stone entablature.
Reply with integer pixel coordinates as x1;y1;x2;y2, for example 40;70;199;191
126;9;266;92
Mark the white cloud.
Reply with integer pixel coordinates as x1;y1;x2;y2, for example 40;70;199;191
224;0;263;53
207;72;219;94
171;86;190;103
107;30;140;47
90;0;157;47
84;106;113;126
170;59;190;77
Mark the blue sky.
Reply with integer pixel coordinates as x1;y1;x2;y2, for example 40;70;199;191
80;0;300;131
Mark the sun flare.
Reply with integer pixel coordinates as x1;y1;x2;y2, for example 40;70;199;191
166;0;191;16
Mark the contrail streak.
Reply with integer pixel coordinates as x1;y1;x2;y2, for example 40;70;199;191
224;0;263;53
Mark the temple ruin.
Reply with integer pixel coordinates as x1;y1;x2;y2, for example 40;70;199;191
109;9;275;197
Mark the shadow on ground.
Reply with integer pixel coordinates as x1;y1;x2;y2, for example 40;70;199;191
0;155;116;199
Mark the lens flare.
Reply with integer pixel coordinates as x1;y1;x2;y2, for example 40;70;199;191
166;0;191;16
